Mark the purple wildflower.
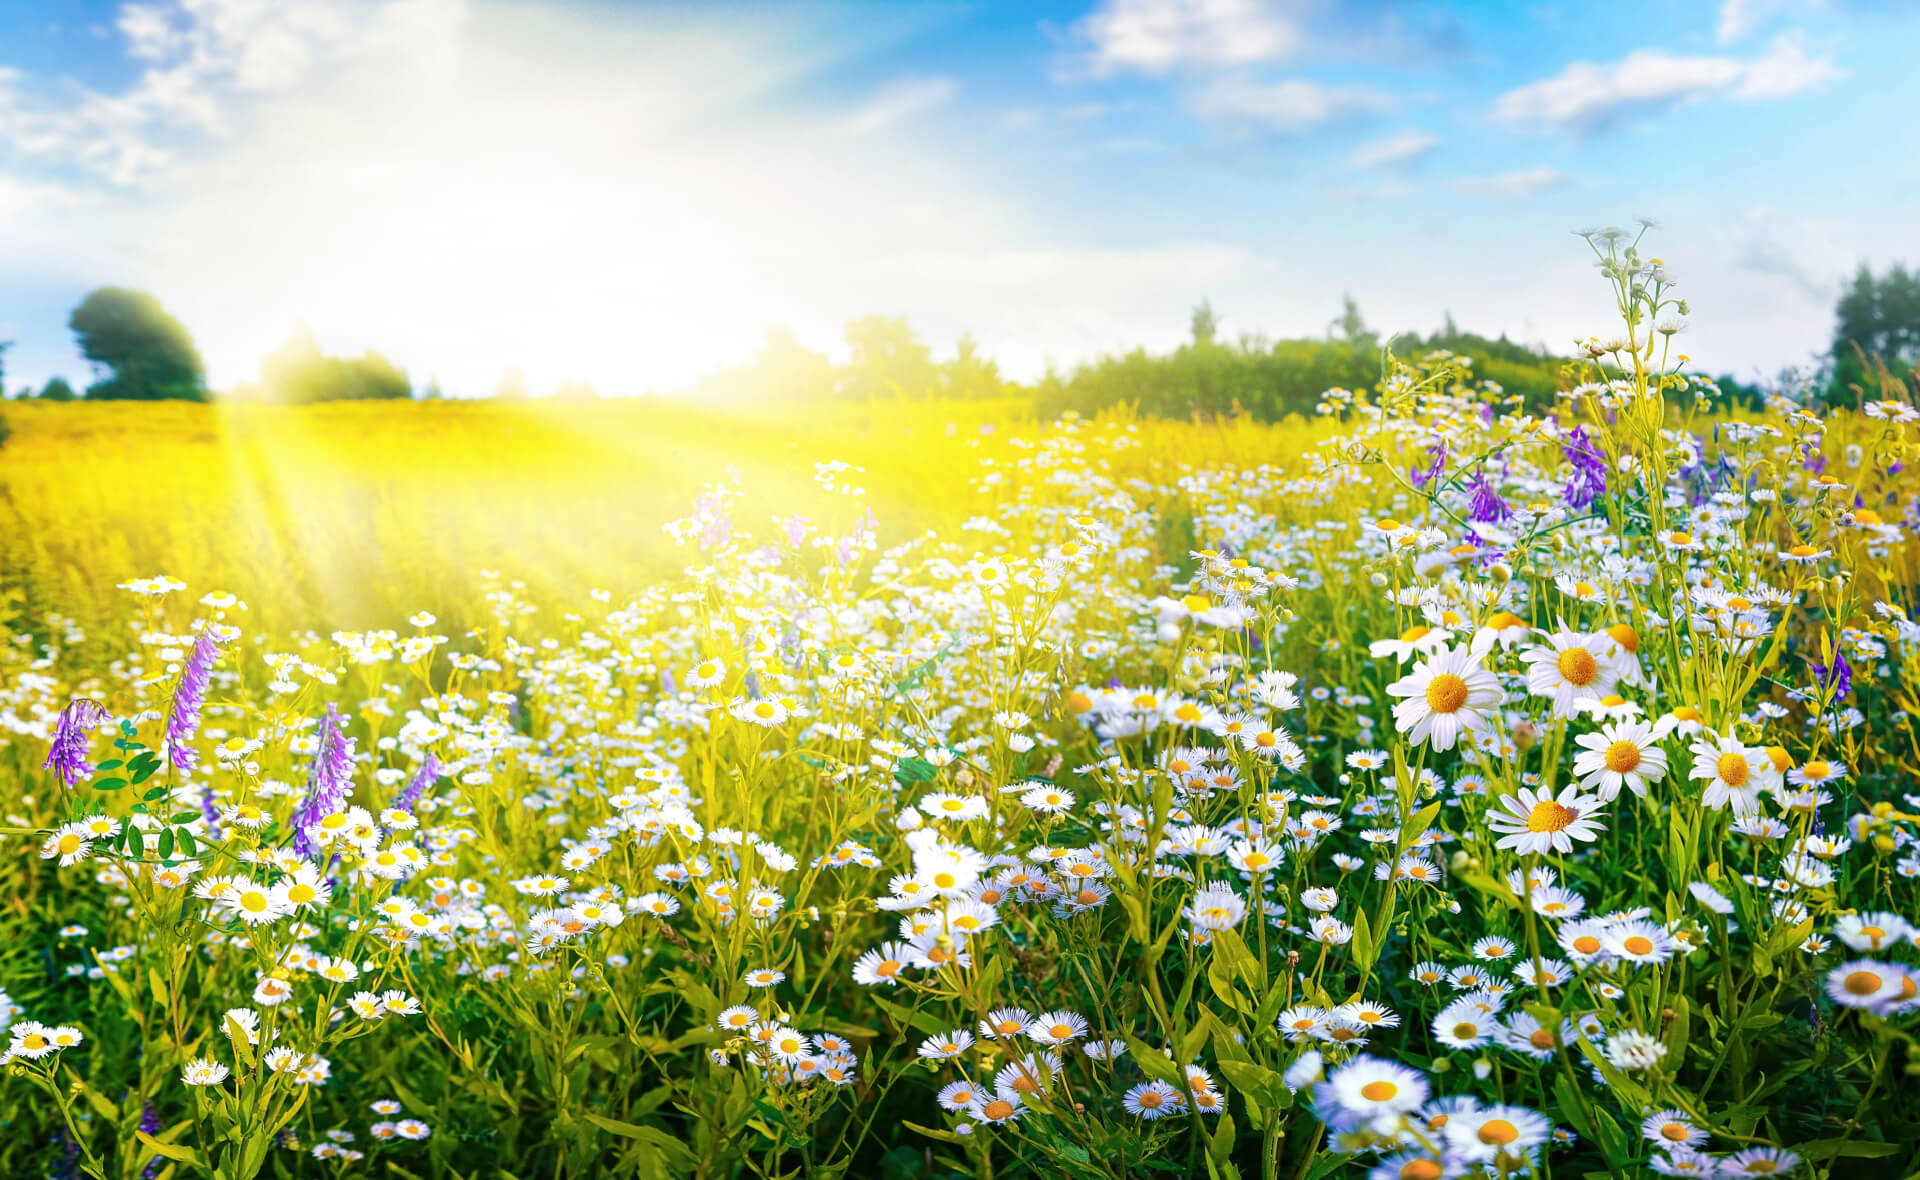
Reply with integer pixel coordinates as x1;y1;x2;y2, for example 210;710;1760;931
1562;427;1608;511
393;755;442;814
139;1102;162;1178
1467;472;1512;524
1811;648;1853;703
199;783;222;841
1411;441;1447;488
43;699;108;789
166;628;224;773
292;706;356;857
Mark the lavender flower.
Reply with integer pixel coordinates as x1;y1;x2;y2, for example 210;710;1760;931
1562;426;1609;511
1410;441;1447;488
139;1102;162;1178
1812;648;1853;703
292;706;356;857
1467;472;1512;524
43;699;108;789
393;755;442;814
166;628;225;773
199;783;222;841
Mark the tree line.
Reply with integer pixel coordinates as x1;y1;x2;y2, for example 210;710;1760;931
3;274;1915;414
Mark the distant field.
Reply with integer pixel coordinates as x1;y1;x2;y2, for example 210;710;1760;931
0;398;1321;645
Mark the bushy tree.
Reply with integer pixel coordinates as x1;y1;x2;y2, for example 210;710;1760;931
39;377;76;402
69;288;206;401
943;333;1006;400
839;315;937;400
1831;263;1919;403
259;327;410;402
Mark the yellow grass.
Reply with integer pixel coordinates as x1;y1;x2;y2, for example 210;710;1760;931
0;398;1329;642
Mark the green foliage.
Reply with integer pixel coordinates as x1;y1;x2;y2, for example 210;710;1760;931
38;376;77;402
256;326;411;402
1036;301;1575;422
839;315;939;400
68;287;207;401
1830;262;1920;404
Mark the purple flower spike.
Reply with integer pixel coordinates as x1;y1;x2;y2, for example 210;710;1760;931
292;706;356;857
44;699;109;789
166;628;225;773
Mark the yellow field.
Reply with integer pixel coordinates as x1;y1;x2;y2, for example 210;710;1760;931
0;399;1347;644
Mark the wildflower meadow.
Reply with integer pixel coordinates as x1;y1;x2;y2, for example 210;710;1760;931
4;227;1919;1180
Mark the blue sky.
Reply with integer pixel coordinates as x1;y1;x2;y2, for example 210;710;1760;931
1;0;1916;397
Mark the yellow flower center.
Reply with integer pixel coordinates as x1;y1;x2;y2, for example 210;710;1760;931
1478;1119;1520;1145
240;891;269;913
1401;1163;1442;1180
1844;970;1883;995
1623;935;1654;956
1557;647;1599;686
1802;760;1830;780
1425;673;1469;714
1605;741;1641;773
1360;1081;1397;1101
1451;1022;1478;1040
1400;625;1432;643
1660;1124;1690;1142
1716;753;1750;788
1527;800;1578;832
56;834;82;855
1529;1029;1556;1050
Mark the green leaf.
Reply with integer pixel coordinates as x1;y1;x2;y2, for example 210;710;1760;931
902;1120;967;1146
1794;1138;1903;1161
1350;907;1377;971
136;1132;204;1165
91;777;127;792
1215;1059;1290;1109
97;759;124;771
1124;1035;1184;1087
157;827;175;861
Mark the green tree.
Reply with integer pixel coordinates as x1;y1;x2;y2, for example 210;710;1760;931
260;327;410;402
944;333;1006;400
1831;263;1919;403
839;316;936;400
1190;301;1219;348
39;377;77;402
493;367;529;401
69;287;206;401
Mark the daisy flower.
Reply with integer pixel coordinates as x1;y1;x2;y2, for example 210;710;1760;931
1487;785;1607;855
1523;631;1620;718
1570;718;1672;799
1384;636;1502;752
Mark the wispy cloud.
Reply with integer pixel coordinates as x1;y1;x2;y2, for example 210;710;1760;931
1451;167;1569;197
1347;131;1438;168
1187;77;1390;134
1492;32;1839;135
842;75;958;134
0;0;451;184
1068;0;1304;77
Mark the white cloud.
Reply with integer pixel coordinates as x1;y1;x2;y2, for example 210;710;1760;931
1187;77;1389;133
1068;0;1303;76
1717;0;1792;43
841;76;958;134
0;0;450;184
1451;167;1569;197
0;0;1261;394
1347;131;1438;168
1492;32;1840;135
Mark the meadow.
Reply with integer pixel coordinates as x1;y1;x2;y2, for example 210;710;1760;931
2;230;1918;1180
